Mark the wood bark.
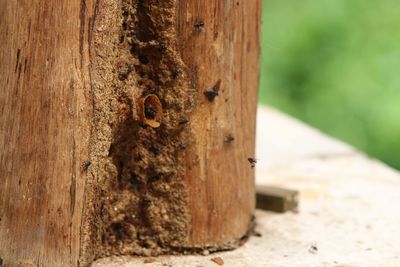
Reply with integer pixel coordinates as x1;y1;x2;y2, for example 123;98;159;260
0;0;261;266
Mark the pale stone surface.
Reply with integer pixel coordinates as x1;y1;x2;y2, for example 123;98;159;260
93;105;400;267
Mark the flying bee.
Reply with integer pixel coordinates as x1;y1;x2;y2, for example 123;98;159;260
247;157;257;168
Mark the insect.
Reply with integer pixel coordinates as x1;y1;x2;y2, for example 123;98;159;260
308;244;318;254
81;160;91;171
204;79;221;102
118;65;133;81
178;143;186;150
224;134;235;143
118;72;128;81
172;68;180;80
142;198;151;207
159;42;167;53
134;153;143;162
247;157;257;168
194;19;205;30
149;145;160;155
252;230;262;237
138;54;149;64
145;103;158;120
130;173;141;185
178;117;189;125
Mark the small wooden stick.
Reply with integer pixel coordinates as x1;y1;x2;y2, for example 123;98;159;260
256;185;299;213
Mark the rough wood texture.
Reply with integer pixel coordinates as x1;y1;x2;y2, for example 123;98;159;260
176;0;261;247
0;0;260;266
93;106;400;267
0;0;95;266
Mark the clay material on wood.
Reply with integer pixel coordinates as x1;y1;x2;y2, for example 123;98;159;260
93;106;400;267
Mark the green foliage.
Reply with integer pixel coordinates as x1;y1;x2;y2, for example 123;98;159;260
260;0;400;169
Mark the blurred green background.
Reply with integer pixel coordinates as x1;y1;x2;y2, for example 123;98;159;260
259;0;400;169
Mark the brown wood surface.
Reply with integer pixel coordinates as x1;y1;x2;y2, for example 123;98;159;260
0;0;261;266
176;1;261;246
0;0;96;266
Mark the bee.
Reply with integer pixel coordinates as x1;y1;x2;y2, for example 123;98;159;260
172;68;180;80
149;145;160;155
178;117;189;125
247;157;257;168
159;42;167;53
224;134;235;143
178;143;186;150
118;65;133;81
204;79;221;102
308;244;318;254
81;160;91;171
134;153;143;162
194;19;205;30
138;54;149;64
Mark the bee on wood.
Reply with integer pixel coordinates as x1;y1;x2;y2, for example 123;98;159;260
130;173;141;185
194;19;205;30
81;160;91;171
159;42;167;53
142;198;151;207
224;134;235;143
149;144;161;155
138;54;149;64
178;143;186;150
118;72;128;81
134;153;143;162
172;68;180;80
247;157;257;168
118;65;133;81
204;79;221;102
145;103;158;120
178;117;189;125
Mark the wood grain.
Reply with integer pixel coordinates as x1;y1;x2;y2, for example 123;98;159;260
0;0;95;266
176;0;261;246
0;0;261;265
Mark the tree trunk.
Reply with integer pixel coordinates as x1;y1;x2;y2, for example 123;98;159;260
0;0;261;266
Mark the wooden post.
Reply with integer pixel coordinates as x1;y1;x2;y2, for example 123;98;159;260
0;0;261;266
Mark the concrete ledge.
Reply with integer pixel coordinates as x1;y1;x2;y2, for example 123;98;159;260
94;106;400;267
